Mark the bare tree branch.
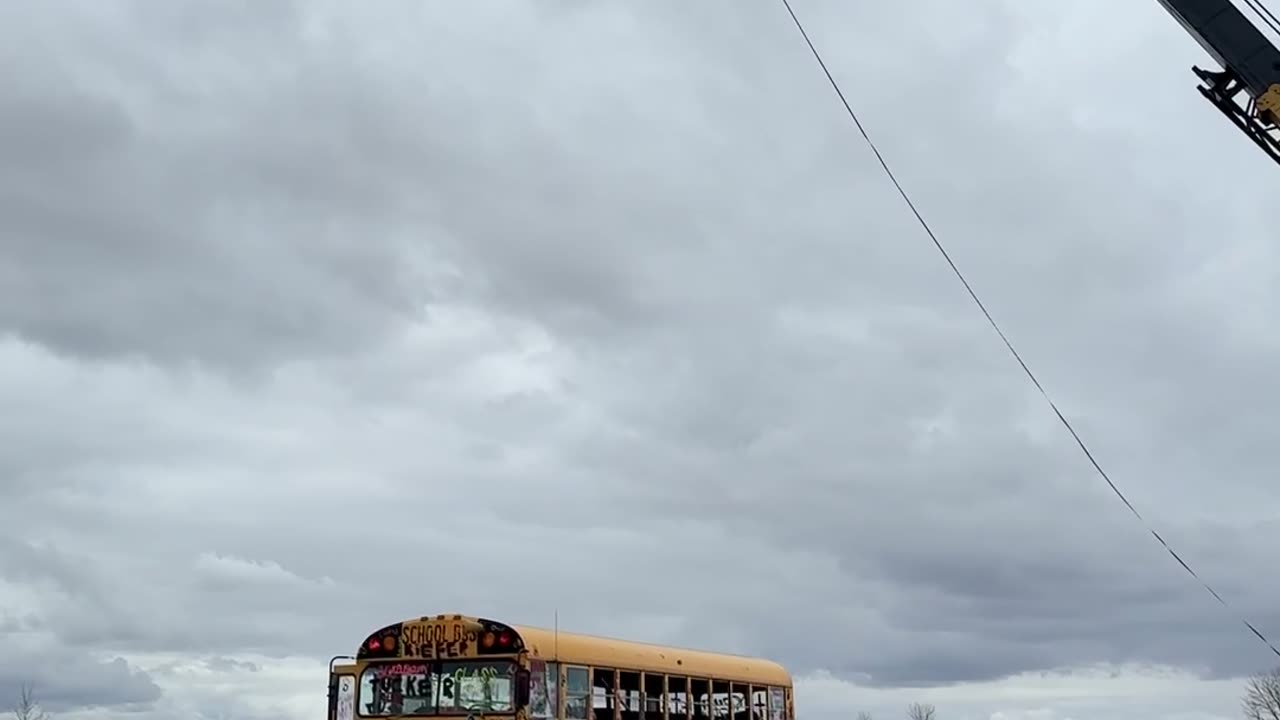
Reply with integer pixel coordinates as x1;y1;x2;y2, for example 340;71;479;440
856;712;873;720
1243;668;1280;720
13;683;50;720
906;702;935;720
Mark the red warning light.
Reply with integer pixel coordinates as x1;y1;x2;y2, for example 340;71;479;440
369;638;382;650
477;626;519;654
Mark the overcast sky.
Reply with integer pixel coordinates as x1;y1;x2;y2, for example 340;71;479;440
4;1;1280;719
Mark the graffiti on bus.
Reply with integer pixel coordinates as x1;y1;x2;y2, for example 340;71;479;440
400;621;480;659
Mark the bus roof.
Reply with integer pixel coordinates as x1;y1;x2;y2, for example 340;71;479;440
514;623;792;687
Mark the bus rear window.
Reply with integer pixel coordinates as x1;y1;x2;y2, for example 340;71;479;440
361;662;434;716
360;660;516;716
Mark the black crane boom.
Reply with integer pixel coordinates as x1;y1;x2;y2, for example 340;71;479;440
1156;0;1280;164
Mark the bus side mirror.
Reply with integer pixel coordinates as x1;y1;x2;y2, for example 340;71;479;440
515;668;531;706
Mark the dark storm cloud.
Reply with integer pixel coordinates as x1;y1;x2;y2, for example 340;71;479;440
0;651;161;713
0;535;108;603
2;1;1280;717
0;532;356;660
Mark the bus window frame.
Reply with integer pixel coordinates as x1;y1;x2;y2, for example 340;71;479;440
564;665;591;720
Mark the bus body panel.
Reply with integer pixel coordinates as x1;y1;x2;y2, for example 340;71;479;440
335;613;794;720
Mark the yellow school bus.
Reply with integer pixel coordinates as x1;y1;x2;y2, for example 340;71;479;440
327;613;795;720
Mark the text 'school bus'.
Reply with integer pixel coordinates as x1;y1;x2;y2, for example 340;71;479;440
327;613;795;720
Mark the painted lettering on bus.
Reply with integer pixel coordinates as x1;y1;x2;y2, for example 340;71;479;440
399;622;479;658
373;673;433;699
372;663;429;678
440;665;500;701
711;695;749;714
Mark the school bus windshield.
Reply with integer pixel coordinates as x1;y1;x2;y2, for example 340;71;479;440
360;659;516;716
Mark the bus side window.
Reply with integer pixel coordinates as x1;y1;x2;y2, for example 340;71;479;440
619;671;642;720
591;667;619;720
642;673;664;720
666;676;690;720
767;687;784;720
750;687;768;720
727;683;748;720
546;664;559;720
531;661;558;720
711;680;730;720
690;679;710;720
566;667;590;720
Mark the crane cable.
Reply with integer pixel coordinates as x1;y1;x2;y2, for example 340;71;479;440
776;0;1280;661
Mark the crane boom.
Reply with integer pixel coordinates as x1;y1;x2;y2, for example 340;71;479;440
1156;0;1280;164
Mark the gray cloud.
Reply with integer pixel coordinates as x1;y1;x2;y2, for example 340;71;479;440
0;649;160;713
2;0;1280;718
0;1;438;375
